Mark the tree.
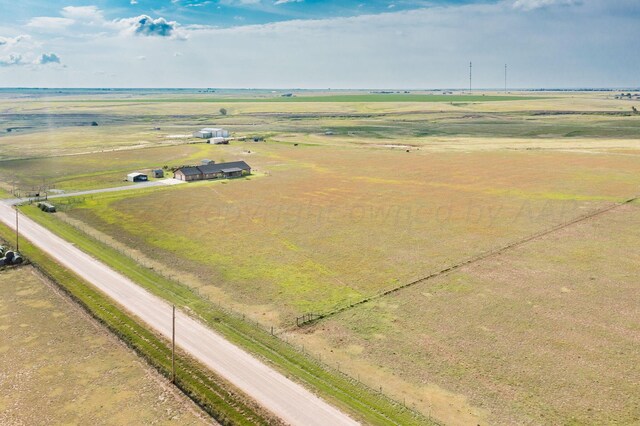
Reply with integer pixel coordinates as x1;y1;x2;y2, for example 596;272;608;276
219;108;227;116
633;106;638;114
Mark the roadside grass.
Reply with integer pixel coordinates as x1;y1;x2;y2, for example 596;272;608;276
17;204;432;426
0;266;208;425
0;221;277;426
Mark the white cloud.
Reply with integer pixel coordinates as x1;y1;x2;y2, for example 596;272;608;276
186;1;212;7
511;0;581;11
27;17;75;30
115;15;186;39
3;0;640;88
38;52;61;64
61;5;105;23
274;0;303;4
0;54;23;67
220;0;261;5
0;35;30;47
25;7;186;40
130;0;138;4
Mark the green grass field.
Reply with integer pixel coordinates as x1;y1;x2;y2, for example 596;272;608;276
2;90;640;425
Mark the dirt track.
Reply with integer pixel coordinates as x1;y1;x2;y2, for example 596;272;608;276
0;201;358;426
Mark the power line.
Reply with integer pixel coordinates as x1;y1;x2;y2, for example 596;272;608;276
469;61;472;92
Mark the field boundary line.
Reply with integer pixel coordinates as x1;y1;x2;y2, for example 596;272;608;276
297;195;638;326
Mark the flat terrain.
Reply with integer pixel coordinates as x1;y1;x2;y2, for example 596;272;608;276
61;143;640;323
0;266;210;425
293;201;640;425
0;203;360;426
1;90;639;425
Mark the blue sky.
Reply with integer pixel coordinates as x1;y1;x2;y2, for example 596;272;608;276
3;1;480;28
1;0;639;88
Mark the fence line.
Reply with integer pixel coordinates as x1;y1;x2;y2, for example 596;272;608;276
293;195;639;327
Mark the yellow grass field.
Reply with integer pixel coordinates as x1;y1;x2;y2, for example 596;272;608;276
291;201;640;425
0;267;211;425
1;91;639;425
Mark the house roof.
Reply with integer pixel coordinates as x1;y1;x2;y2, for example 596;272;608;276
202;127;223;132
127;172;146;177
175;161;251;177
176;166;201;176
199;161;251;174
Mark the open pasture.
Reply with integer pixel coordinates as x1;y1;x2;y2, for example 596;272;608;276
61;139;640;324
1;91;638;192
2;91;640;425
0;143;222;192
295;201;640;425
0;266;209;425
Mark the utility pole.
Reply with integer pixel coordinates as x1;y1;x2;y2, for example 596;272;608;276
15;208;19;251
172;305;176;384
469;61;472;92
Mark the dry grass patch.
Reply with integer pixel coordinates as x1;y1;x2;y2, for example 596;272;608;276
63;143;640;324
0;266;211;425
298;203;640;425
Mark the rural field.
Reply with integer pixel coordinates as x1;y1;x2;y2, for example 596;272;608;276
1;90;640;425
0;266;211;425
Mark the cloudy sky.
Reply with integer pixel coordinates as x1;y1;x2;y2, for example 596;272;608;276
0;0;638;88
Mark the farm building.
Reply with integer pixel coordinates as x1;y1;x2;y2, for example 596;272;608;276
127;172;148;182
209;137;228;145
193;127;230;139
151;169;164;178
173;161;251;182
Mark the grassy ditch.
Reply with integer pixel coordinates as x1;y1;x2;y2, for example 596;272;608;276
0;220;279;426
18;204;432;426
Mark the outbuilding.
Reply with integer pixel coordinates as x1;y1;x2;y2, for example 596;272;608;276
193;127;230;139
127;172;148;182
193;130;212;138
202;127;229;138
209;137;228;145
151;169;164;178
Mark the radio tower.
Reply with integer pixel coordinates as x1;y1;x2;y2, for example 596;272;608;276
469;61;472;92
504;64;508;93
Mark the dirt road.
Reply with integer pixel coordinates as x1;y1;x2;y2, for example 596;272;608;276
0;202;358;426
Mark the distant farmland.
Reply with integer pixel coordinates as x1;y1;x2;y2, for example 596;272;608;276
2;91;639;425
47;93;546;103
